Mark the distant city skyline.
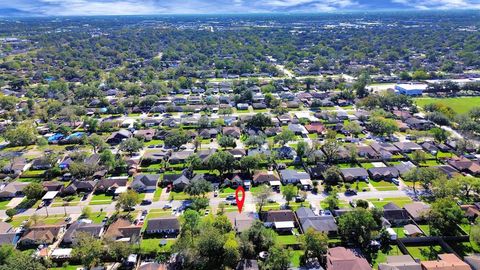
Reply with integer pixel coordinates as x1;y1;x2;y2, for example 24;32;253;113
0;0;479;16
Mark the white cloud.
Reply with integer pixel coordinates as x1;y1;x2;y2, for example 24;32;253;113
392;0;480;9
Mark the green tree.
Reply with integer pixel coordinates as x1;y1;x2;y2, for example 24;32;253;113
73;232;104;269
239;156;261;174
240;220;277;257
430;127;449;143
5;209;16;220
338;208;377;248
262;245;291;270
164;129;190;148
368;116;398;137
247;113;272;130
324;188;340;211
274;129;295;145
115;190;140;212
253;185;272;213
300;228;328;264
206;151;235;176
4;121;37;146
427;198;466;236
323;166;342;186
87;134;107;154
185;179;213;198
411;150;426;165
23;182;43;200
119;138;144;155
296;141;309;158
282;184;297;206
218;135;237;149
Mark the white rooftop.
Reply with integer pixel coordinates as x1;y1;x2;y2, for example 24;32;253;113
42;191;59;200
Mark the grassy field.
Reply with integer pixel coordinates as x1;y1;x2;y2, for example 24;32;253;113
368;197;413;208
406;245;444;261
0;200;10;210
140;238;175;253
415;96;480;114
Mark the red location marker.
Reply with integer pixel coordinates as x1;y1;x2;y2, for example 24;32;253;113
235;186;246;213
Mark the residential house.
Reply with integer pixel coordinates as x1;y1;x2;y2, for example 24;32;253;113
144;217;180;237
62;221;104;246
434;165;460;178
260;210;296;232
296;207;338;235
223;126;241;138
448;158;480;176
421;254;471;270
95;177;129;195
305;122;326;135
2;157;28;175
403;202;430;222
132;174;160;192
104;218;141;242
252;171;280;185
326;247;371;270
394;142;422;153
394;161;416;176
169;150;194;164
142;149;171;163
278;170;312;189
172;175;190;191
288;123;308;136
226;212;256;233
405;117;432;130
368;167;400;181
383;203;409;225
277;146;297;159
0;181;28;199
0;221;16;245
134;129;155;141
228;148;247;159
199;128;219;139
32;157;57;170
340;168;369;182
106;129;132;145
42;181;64;192
18;225;65;248
357;145;379;159
63;180;95;195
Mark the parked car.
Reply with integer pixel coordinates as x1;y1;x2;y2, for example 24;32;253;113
204;209;210;216
141;199;152;205
214;190;218;197
225;195;235;201
163;204;172;209
295;196;305;203
345;189;357;196
391;178;400;185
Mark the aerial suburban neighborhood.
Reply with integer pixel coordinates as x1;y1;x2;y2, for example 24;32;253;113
0;7;479;270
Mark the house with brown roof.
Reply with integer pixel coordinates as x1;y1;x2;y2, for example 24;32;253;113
403;202;430;221
421;254;472;270
260;210;296;232
0;181;29;199
326;247;371;270
226;212;256;233
61;221;104;246
95;176;129;194
448;158;480;176
144;217;180;237
104;218;141;242
18;225;65;248
305;122;326;135
0;221;16;245
252;171;280;185
222;126;241;138
134;129;155;141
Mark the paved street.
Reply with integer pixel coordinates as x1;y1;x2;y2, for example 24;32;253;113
0;189;412;219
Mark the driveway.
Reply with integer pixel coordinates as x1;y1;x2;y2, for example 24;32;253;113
7;197;25;208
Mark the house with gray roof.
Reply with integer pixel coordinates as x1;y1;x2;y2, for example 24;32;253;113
340;168;369;182
132;174;160;192
296;207;338;235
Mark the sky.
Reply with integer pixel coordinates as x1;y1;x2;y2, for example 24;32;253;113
0;0;480;16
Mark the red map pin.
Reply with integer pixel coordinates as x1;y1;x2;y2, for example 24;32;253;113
235;186;245;213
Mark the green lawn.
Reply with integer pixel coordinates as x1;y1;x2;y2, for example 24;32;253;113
153;188;163;202
415;97;480;114
6;216;30;228
42;215;67;225
168;191;191;200
0;200;10;210
89;194;114;205
418;225;430;236
277;233;300;246
140;238;176;254
144;139;164;146
49;265;84;270
370;180;398;191
373;246;403;269
406;245;443;261
290;250;303;267
368;197;413;208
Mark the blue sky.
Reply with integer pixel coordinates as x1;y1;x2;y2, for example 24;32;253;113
1;0;479;16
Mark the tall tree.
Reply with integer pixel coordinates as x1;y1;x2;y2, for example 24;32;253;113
253;185;272;213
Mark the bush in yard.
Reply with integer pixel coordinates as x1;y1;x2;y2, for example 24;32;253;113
5;208;16;219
